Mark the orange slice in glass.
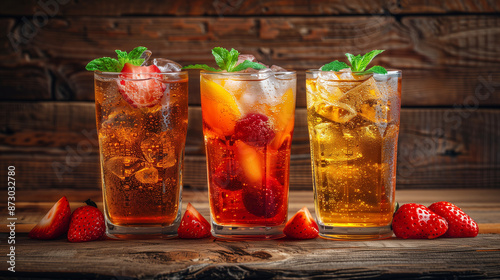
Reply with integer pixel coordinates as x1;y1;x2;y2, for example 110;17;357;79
201;77;241;136
270;88;295;149
235;141;264;184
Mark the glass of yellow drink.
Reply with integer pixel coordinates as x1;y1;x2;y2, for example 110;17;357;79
306;69;401;240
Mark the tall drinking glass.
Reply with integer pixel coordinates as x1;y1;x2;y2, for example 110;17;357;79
306;70;401;240
94;69;188;239
201;70;296;239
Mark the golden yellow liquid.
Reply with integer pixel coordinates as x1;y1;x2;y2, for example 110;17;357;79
306;74;400;228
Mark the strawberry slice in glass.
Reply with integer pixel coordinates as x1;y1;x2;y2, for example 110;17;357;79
118;63;166;108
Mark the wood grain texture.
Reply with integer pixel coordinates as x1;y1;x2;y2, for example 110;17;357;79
1;16;500;106
1;189;499;279
0;234;499;279
1;103;499;190
4;189;500;228
2;0;499;16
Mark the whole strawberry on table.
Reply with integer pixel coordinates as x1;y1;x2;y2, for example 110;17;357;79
392;201;479;239
29;197;106;242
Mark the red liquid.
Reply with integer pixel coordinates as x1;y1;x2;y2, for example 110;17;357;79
206;135;292;226
200;74;296;228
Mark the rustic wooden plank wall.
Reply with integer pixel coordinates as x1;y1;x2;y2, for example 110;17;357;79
1;0;499;192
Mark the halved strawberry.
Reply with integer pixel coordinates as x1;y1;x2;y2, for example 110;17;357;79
118;63;166;108
29;196;71;240
284;207;319;239
178;203;211;238
67;199;106;242
429;201;479;238
242;176;284;218
392;203;448;239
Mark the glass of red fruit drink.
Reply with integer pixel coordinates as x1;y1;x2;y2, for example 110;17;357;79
200;67;296;239
89;48;188;239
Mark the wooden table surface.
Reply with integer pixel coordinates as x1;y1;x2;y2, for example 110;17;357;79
1;189;500;279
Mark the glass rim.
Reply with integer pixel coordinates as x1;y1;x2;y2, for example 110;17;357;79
200;70;296;76
305;69;401;75
94;70;188;76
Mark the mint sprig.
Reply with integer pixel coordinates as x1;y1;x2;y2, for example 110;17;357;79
85;46;148;72
183;64;219;72
321;50;387;74
182;47;265;72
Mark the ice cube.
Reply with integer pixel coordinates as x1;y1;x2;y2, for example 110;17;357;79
270;65;287;72
102;106;143;145
314;101;357;124
316;74;344;102
152;58;182;72
319;71;339;81
223;73;280;113
237;54;258;64
338;77;388;124
337;68;355;80
105;156;143;179
140;50;152;66
358;100;389;124
312;122;362;162
236;54;268;73
140;132;177;168
257;68;274;79
344;77;385;103
339;77;389;126
135;164;159;184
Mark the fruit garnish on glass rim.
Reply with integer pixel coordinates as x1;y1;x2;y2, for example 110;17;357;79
321;50;387;75
85;46;168;108
182;47;266;72
118;63;166;108
85;46;148;72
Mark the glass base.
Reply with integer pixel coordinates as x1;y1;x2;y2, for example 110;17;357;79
105;212;181;240
318;223;393;240
212;222;285;240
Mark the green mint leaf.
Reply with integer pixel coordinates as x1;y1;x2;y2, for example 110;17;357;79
363;65;387;74
353;54;363;71
185;47;264;72
321;61;349;71
324;49;387;74
182;64;220;72
86;46;148;72
126;58;145;66
115;50;127;59
345;53;361;71
212;47;230;70
359;50;384;72
345;53;355;66
226;48;240;72
232;60;266;72
116;47;147;68
85;57;121;72
127;46;147;60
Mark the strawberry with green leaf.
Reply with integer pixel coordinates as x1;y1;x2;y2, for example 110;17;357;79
85;46;149;72
67;199;106;242
183;47;266;72
86;46;166;108
321;50;387;74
